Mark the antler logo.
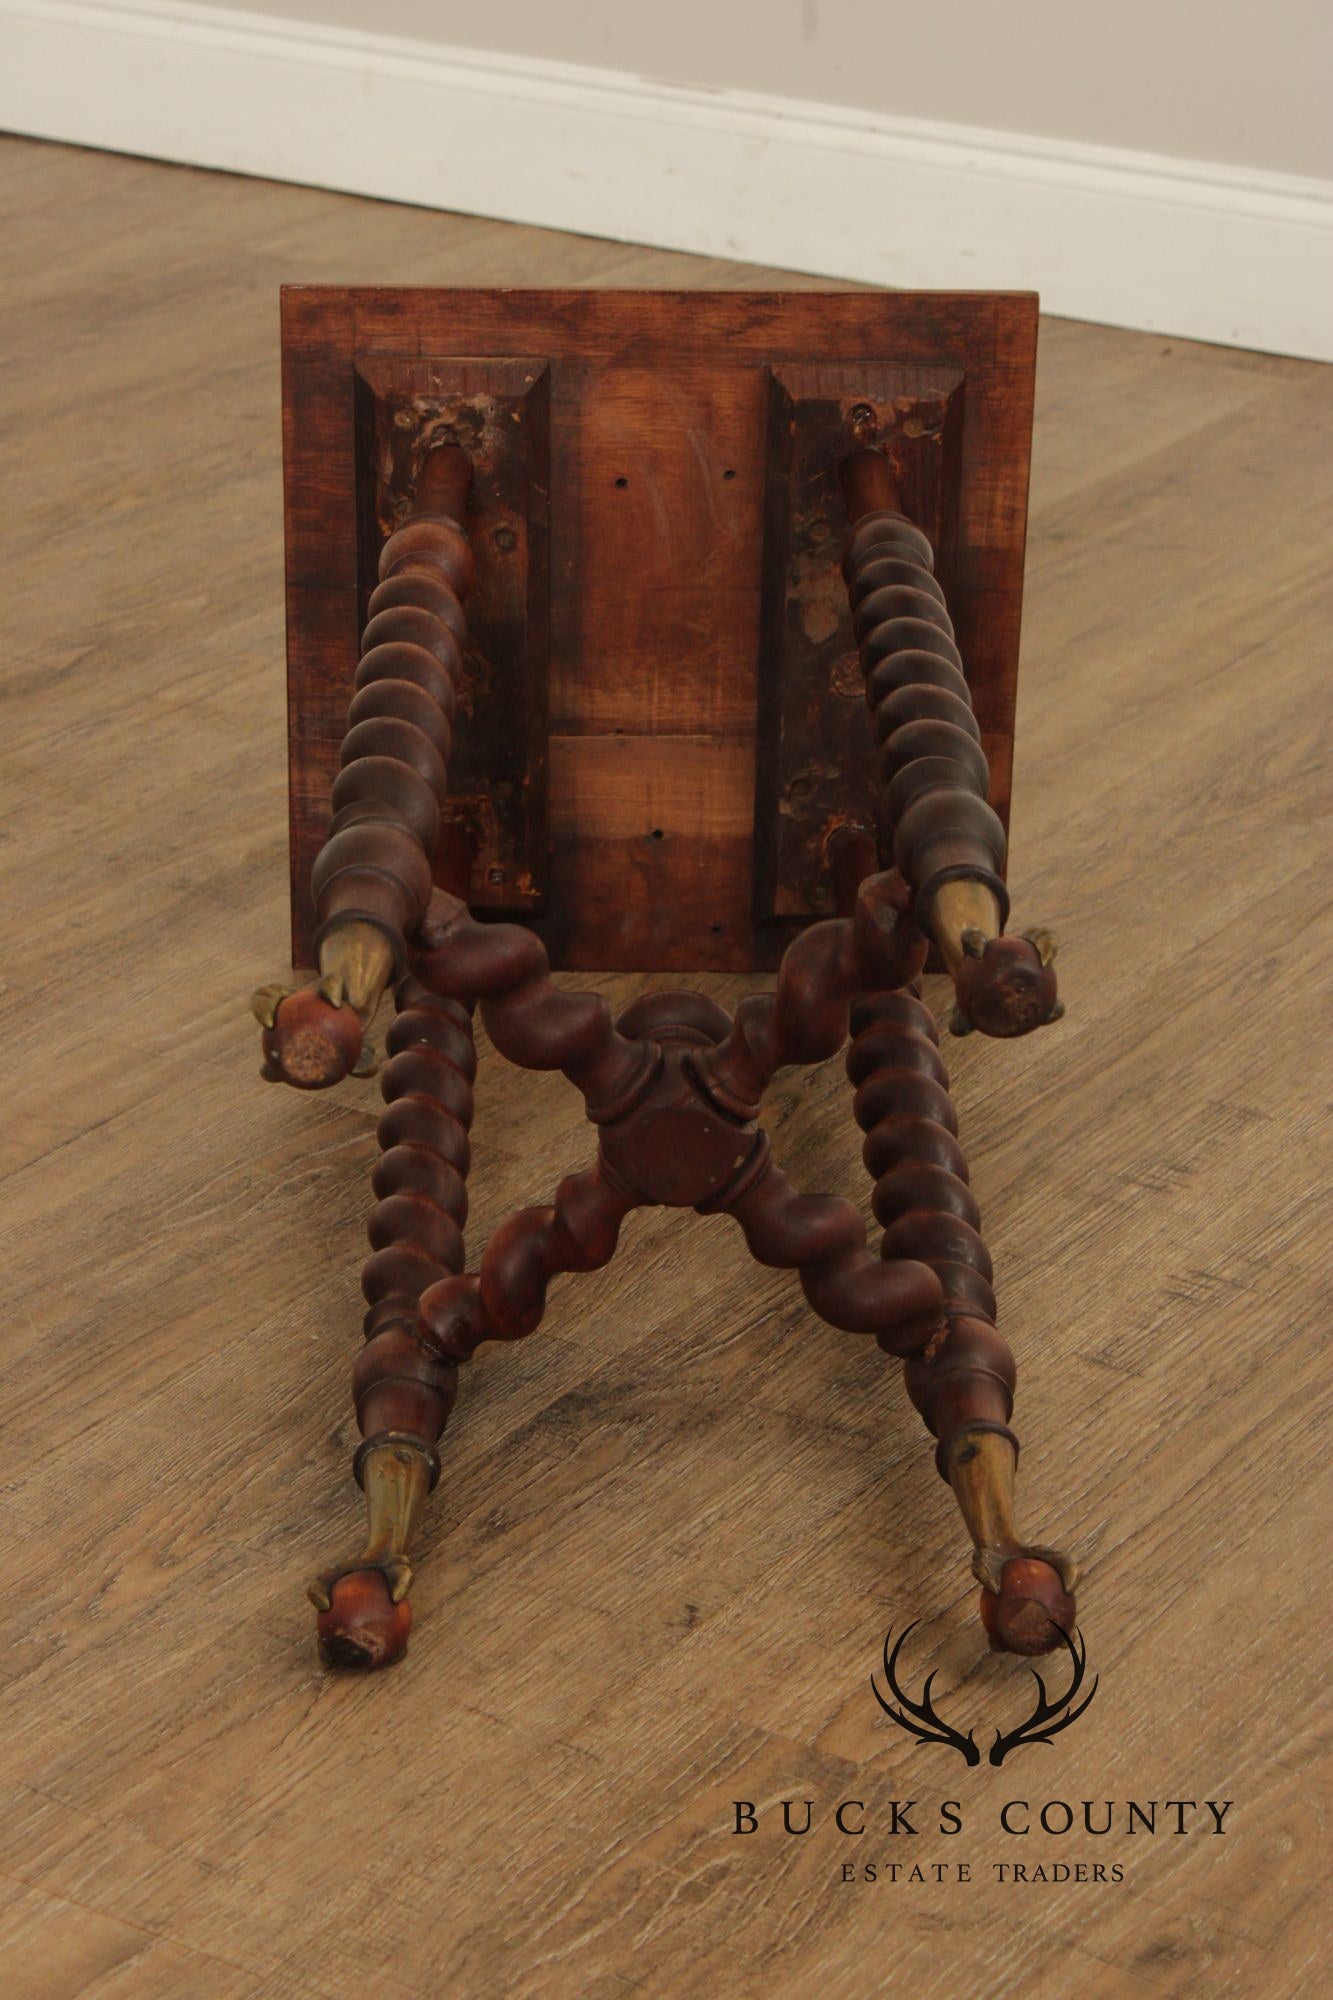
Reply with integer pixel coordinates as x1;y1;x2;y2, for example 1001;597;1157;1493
872;1624;981;1764
871;1621;1098;1766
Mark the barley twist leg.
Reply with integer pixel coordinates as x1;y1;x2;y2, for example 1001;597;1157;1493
415;894;657;1125
310;971;476;1668
252;444;475;1085
847;987;1077;1653
416;1159;641;1367
695;868;927;1119
715;1147;944;1356
840;449;1061;1038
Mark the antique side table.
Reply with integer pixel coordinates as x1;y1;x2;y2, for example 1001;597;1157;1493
252;288;1076;1670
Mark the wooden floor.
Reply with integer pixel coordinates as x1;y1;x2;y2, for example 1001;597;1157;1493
1;135;1329;2000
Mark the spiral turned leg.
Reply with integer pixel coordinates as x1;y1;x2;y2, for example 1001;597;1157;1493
839;449;1061;1040
718;1149;945;1355
846;987;1076;1653
417;1160;640;1366
694;868;928;1121
253;447;483;1666
252;444;475;1088
414;894;656;1124
310;972;476;1669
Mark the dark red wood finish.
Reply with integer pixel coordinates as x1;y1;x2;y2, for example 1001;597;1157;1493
271;290;1074;1673
755;363;963;922
282;288;1037;972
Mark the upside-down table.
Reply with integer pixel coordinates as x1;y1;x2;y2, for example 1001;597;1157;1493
253;288;1077;1670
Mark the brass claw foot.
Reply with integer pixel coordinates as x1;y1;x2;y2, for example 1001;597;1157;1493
307;1552;414;1610
978;1551;1078;1657
309;1564;413;1670
952;927;1061;1039
971;1541;1079;1598
945;1432;1078;1656
928;883;1063;1039
253;984;364;1088
309;1440;433;1670
251;920;396;1089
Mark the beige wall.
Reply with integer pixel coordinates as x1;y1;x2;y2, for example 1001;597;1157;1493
232;0;1330;180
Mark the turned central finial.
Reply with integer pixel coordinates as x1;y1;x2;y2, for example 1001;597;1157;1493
597;990;763;1207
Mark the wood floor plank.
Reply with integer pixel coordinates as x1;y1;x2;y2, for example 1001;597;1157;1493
1;132;1327;2000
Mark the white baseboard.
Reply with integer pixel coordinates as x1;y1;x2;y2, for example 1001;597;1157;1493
3;0;1331;360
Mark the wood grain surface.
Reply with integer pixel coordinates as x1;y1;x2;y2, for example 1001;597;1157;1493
282;285;1034;971
1;135;1329;2000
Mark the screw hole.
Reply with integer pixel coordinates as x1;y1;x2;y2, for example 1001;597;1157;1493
709;922;723;934
722;468;736;480
649;828;664;841
614;476;628;488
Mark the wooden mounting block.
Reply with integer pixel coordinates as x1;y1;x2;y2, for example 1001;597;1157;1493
282;287;1037;971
